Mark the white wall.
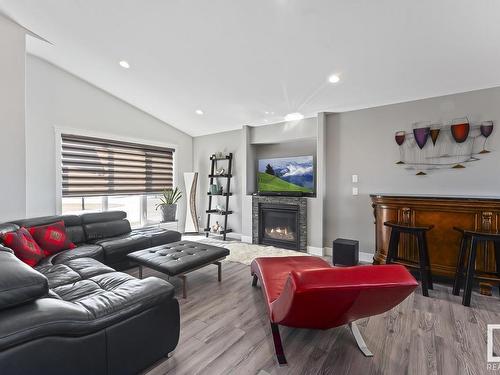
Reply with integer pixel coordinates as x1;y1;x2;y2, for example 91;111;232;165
193;129;242;235
25;55;193;227
0;15;27;221
325;87;500;253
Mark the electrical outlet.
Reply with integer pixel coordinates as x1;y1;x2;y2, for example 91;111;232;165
352;174;359;183
352;187;359;196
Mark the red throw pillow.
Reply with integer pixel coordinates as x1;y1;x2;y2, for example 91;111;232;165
1;227;45;266
28;221;76;256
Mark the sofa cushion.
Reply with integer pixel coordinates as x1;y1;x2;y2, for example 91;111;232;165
81;211;127;224
92;234;151;264
34;255;175;319
28;221;76;256
36;258;115;289
84;220;132;242
11;215;81;228
132;227;182;247
0;245;13;254
0;250;48;310
0;223;19;237
35;263;82;289
50;244;104;264
65;225;86;244
1;228;45;267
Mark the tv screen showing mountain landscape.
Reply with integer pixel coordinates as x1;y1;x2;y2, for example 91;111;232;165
258;155;314;193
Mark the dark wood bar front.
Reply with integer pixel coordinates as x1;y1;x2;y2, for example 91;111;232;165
371;194;500;295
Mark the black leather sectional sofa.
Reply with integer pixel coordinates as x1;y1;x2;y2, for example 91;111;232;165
0;211;182;375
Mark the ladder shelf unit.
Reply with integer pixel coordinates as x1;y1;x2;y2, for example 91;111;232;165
204;153;233;240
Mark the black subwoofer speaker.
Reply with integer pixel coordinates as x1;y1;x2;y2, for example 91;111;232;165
332;238;359;266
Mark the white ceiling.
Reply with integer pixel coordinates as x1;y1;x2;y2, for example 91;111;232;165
1;0;500;137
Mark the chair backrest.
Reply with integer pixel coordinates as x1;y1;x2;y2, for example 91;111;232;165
270;265;417;329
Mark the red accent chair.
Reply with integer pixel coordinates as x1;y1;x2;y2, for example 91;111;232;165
250;256;418;365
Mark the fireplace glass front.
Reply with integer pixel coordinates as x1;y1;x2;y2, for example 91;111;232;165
259;204;299;250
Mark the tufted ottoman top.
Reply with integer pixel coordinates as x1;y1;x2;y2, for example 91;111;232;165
127;241;230;276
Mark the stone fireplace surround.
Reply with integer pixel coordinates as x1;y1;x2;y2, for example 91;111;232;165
252;195;307;252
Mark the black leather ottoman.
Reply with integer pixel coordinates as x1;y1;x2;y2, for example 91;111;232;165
127;241;230;298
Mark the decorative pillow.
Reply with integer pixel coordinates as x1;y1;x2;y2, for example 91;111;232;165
1;227;45;267
28;221;76;256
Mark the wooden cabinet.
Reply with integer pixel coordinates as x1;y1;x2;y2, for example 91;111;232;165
371;194;500;293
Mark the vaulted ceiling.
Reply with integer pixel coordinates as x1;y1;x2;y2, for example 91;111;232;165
1;0;500;136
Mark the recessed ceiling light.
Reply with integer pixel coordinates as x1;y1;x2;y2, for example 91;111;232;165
284;112;304;121
119;60;130;69
328;74;340;83
195;109;204;115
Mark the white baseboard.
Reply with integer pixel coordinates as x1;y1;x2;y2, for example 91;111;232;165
323;247;374;263
307;246;324;256
358;251;374;263
226;232;242;241
241;235;252;243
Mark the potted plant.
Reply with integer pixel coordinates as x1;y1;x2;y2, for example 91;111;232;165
156;187;182;222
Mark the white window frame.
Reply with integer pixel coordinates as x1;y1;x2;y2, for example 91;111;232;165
55;126;177;227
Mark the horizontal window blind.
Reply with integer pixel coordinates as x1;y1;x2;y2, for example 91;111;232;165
61;134;174;197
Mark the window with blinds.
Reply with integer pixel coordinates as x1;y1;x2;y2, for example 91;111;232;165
61;134;174;197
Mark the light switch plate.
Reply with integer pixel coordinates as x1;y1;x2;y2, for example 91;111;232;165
352;187;359;196
352;174;358;183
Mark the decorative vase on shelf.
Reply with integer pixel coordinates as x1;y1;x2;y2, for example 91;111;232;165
210;184;219;194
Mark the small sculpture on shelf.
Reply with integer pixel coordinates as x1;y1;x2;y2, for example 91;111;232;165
211;221;224;233
215;167;225;176
212;221;220;232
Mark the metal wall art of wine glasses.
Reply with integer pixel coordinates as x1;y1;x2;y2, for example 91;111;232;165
394;117;494;175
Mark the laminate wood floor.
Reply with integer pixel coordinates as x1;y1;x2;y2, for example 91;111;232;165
130;261;500;375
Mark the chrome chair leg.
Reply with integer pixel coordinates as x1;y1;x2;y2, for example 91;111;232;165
349;322;373;357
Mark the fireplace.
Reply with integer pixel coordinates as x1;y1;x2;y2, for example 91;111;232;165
259;204;299;250
252;196;307;252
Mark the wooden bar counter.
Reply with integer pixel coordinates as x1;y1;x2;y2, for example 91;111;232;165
371;194;500;295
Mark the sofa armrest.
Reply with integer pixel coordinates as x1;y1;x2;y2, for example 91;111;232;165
0;251;48;310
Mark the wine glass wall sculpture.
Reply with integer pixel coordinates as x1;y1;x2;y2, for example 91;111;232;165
394;118;494;175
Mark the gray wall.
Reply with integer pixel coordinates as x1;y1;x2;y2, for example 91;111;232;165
325;87;500;253
250;118;318;144
193;129;243;235
0;16;26;221
240;117;326;251
25;55;193;227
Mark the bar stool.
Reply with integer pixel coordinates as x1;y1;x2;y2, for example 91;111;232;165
452;227;500;307
384;221;434;296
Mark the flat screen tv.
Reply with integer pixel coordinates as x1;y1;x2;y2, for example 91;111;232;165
257;155;314;195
